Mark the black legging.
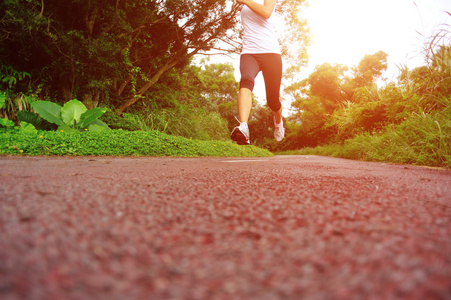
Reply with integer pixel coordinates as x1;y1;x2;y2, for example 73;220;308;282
239;53;282;112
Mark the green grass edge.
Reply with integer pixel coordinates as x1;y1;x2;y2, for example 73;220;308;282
277;139;451;169
0;130;273;158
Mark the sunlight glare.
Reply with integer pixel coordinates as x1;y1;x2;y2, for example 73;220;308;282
301;0;424;76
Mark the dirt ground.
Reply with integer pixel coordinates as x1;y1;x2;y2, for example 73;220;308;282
1;155;451;299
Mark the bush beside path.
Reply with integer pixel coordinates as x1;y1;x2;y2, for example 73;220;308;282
1;155;451;299
0;130;272;157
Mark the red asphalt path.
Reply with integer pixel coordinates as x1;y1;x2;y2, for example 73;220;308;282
1;155;451;299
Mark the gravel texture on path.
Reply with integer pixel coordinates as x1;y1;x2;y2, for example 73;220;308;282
1;155;451;300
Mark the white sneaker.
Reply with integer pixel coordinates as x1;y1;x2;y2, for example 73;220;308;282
274;118;285;142
231;119;250;145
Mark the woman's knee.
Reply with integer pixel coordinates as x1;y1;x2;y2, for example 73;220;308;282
239;74;255;91
268;100;282;112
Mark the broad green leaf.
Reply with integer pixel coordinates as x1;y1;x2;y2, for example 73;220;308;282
61;99;87;127
78;107;107;129
17;111;49;130
88;123;108;132
57;123;79;133
19;122;38;134
32;101;64;125
90;119;110;129
0;118;15;127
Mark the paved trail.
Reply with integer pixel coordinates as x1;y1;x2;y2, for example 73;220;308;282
1;155;451;300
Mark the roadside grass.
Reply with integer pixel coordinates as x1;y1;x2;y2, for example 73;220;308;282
0;129;272;157
278;109;451;169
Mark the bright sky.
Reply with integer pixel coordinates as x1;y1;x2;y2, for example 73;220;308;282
299;0;451;80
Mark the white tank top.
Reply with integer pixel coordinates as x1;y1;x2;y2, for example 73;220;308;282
241;0;281;55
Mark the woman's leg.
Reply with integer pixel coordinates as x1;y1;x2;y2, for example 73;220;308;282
273;105;283;124
238;54;260;123
259;53;283;117
237;88;253;123
259;53;285;141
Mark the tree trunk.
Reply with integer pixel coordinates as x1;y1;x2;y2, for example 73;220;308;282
115;58;180;114
85;6;98;37
117;74;132;96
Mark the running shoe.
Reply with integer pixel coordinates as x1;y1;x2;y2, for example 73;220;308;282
274;118;285;142
231;119;250;145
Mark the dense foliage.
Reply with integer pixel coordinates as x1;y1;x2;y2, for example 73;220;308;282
0;0;308;110
1;0;241;108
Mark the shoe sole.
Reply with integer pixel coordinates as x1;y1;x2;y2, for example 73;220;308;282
231;128;250;145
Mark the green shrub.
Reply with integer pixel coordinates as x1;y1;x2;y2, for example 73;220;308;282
101;110;145;131
0;118;15;128
291;105;451;168
0;129;272;157
32;99;109;132
102;106;229;141
17;110;55;131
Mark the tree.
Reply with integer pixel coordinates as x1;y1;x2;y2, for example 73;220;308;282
198;60;238;108
276;0;311;69
0;0;241;106
197;60;239;131
114;0;244;113
307;63;348;113
1;0;310;115
286;51;390;147
352;50;388;89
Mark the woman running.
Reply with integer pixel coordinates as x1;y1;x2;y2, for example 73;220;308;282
231;0;285;145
